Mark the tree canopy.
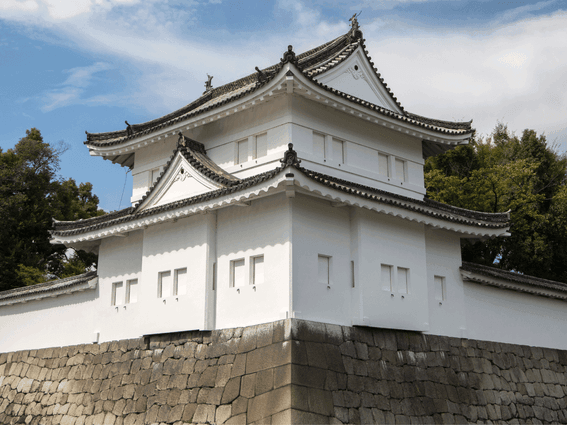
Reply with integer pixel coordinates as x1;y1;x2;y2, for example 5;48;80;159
0;129;105;291
425;124;567;283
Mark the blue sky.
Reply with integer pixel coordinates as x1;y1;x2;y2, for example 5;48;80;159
1;0;566;211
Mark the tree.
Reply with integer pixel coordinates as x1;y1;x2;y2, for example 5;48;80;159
425;124;567;283
0;129;105;291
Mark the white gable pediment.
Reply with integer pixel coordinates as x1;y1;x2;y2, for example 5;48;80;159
314;48;403;114
137;153;224;211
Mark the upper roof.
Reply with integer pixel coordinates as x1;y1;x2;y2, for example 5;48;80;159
84;18;473;150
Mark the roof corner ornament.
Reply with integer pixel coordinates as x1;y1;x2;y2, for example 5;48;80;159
348;12;363;43
255;67;268;83
204;74;213;92
125;121;134;136
280;45;298;66
177;132;185;148
280;143;301;167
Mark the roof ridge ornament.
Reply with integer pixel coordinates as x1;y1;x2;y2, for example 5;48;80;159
125;120;134;136
280;45;298;66
204;74;213;93
348;12;363;43
280;143;301;167
178;132;207;155
255;67;268;83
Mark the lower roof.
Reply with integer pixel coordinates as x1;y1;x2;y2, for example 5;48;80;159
51;145;509;242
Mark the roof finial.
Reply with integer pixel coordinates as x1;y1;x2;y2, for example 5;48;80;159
125;120;134;136
255;67;268;83
348;12;362;42
204;74;213;92
280;45;298;66
280;143;301;167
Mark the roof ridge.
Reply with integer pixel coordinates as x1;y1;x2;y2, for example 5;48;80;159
0;270;97;299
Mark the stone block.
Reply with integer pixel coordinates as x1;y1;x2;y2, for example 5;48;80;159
181;403;197;422
272;320;286;344
334;406;349;423
291;320;326;343
232;396;249;416
192;404;215;423
274;364;292;389
231;354;247;377
248;386;291;423
290;384;309;411
305;342;327;369
290;409;329;424
307;387;334;416
221;377;240;404
225;413;247;424
238;326;258;353
246;342;291;374
216;364;233;388
241;373;256;398
216;404;232;424
291;341;308;366
256;322;274;348
256;368;274;395
291;364;326;389
208;386;224;405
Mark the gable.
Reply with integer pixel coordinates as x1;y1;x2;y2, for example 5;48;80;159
137;153;224;211
314;47;403;114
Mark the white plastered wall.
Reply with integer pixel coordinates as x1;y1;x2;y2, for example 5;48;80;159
287;96;425;199
355;209;429;331
424;228;467;337
464;281;567;350
291;194;353;325
215;193;291;329
0;289;100;352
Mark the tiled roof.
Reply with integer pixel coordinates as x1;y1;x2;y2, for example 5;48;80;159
84;25;472;148
52;146;507;238
461;262;567;294
0;271;98;306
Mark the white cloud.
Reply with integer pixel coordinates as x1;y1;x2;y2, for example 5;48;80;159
2;0;567;151
363;9;567;148
40;62;114;111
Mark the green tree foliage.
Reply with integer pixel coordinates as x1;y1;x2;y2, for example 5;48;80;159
425;124;567;282
0;129;105;291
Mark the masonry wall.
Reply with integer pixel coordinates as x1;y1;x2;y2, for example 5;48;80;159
1;319;566;424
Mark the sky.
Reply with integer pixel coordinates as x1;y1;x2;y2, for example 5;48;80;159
1;0;567;212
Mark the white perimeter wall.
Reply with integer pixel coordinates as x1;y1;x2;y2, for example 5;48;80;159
464;282;567;350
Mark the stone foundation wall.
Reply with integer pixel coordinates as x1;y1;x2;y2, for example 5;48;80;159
1;319;566;424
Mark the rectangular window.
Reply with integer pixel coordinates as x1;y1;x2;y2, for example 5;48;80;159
126;279;138;304
398;267;409;294
434;275;446;301
332;138;344;164
255;133;267;159
236;140;248;164
231;259;245;288
251;256;264;285
313;132;326;158
212;262;217;291
174;268;188;296
378;153;389;177
395;158;406;181
318;255;330;285
112;281;124;306
158;271;172;298
381;264;393;292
